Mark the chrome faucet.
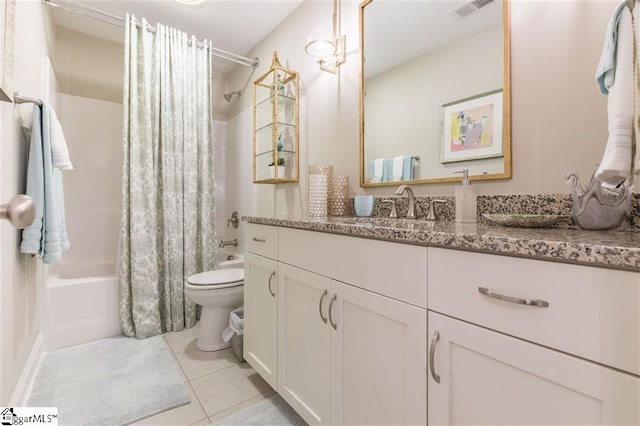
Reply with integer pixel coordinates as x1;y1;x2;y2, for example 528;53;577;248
395;184;416;219
218;238;238;248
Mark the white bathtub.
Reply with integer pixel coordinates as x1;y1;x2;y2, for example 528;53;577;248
42;252;244;350
43;261;122;350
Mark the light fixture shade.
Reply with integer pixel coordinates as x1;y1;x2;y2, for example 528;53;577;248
305;26;336;58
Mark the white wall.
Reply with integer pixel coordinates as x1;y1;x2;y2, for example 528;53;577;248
56;94;123;268
54;27;124;103
0;0;55;405
227;0;618;218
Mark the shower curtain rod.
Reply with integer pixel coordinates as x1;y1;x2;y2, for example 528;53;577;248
44;0;260;68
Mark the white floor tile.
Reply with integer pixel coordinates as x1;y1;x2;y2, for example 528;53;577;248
190;363;272;417
175;348;239;381
164;323;201;354
207;388;277;423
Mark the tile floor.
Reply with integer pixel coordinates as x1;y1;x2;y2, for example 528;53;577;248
131;323;276;425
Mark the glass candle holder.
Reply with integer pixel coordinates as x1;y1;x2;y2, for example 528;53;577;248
308;165;333;219
330;175;349;216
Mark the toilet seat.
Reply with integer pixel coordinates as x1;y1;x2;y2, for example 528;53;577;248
187;269;244;289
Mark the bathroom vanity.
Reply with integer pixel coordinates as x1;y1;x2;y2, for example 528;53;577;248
243;217;640;425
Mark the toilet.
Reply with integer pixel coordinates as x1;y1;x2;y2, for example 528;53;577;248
185;258;244;351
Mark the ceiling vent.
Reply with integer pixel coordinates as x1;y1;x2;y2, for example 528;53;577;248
451;0;495;19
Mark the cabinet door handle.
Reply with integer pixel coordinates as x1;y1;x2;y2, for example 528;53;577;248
319;289;328;324
328;294;338;330
268;271;276;297
478;287;549;308
252;237;266;242
429;331;440;384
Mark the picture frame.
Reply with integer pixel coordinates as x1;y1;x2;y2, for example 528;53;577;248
440;89;503;163
0;0;15;103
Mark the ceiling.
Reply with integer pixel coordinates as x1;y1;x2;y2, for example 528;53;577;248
47;0;304;74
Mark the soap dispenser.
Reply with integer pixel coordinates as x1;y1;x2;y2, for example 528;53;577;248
454;169;477;223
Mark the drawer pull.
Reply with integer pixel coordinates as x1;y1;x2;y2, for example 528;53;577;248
328;294;338;330
268;271;276;297
319;290;328;324
478;287;549;308
252;237;266;242
429;331;440;384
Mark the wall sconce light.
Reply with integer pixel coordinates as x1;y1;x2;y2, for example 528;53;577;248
305;0;346;73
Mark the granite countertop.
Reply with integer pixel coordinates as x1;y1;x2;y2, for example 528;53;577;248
243;215;640;272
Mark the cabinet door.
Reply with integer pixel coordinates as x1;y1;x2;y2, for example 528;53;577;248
278;263;332;425
331;280;428;426
428;311;640;426
244;252;278;389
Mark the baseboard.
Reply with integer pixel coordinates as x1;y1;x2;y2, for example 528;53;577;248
9;333;44;406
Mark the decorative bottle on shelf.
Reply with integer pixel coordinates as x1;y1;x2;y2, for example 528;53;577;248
270;74;285;103
454;169;477;223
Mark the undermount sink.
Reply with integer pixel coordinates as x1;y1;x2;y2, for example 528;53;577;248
330;217;436;231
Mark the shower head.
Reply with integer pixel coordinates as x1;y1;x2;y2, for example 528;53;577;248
223;90;242;102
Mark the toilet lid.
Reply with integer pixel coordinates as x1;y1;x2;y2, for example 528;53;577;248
187;268;244;286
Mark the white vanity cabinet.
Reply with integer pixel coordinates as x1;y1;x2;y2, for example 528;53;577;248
245;224;428;425
277;262;428;426
277;263;332;425
428;311;640;425
244;223;279;389
427;247;640;425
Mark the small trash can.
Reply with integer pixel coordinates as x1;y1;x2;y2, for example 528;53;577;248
223;307;244;362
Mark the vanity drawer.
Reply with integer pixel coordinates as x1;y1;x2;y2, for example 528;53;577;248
428;248;640;375
245;223;279;260
279;227;427;308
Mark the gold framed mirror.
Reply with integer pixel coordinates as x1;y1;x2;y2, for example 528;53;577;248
359;0;511;187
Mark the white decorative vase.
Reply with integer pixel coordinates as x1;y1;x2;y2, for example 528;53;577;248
270;165;285;179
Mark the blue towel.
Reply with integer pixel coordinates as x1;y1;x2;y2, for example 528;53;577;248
596;1;627;94
21;104;70;263
382;158;392;182
402;156;413;180
368;161;375;182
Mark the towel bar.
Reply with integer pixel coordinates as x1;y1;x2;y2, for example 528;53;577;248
13;92;42;106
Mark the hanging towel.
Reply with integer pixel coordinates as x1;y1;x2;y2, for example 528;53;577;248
46;104;74;170
372;158;384;182
596;6;635;185
382;158;392;182
392;156;405;181
20;104;70;263
18;103;34;139
402;156;414;181
596;1;627;94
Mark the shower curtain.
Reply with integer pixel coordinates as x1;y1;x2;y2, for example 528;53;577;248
119;15;217;339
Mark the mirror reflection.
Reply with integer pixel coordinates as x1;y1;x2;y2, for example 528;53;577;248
360;0;511;187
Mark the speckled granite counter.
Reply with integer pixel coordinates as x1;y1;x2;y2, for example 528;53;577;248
243;215;640;272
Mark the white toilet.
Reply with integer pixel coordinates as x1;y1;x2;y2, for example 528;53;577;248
185;256;244;351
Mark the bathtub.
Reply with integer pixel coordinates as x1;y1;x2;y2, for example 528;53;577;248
42;252;244;350
43;261;122;350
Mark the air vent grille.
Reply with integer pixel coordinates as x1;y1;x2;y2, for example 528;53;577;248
452;0;495;19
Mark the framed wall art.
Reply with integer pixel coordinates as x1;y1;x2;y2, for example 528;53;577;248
441;89;503;163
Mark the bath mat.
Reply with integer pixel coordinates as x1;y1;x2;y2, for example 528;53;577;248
27;335;190;425
213;394;307;425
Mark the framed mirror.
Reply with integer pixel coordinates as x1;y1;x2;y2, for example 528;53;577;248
359;0;511;187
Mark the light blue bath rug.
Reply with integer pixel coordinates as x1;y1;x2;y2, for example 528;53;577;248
27;335;190;425
213;394;307;425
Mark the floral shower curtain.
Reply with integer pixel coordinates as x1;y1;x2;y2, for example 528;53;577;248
119;15;217;339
